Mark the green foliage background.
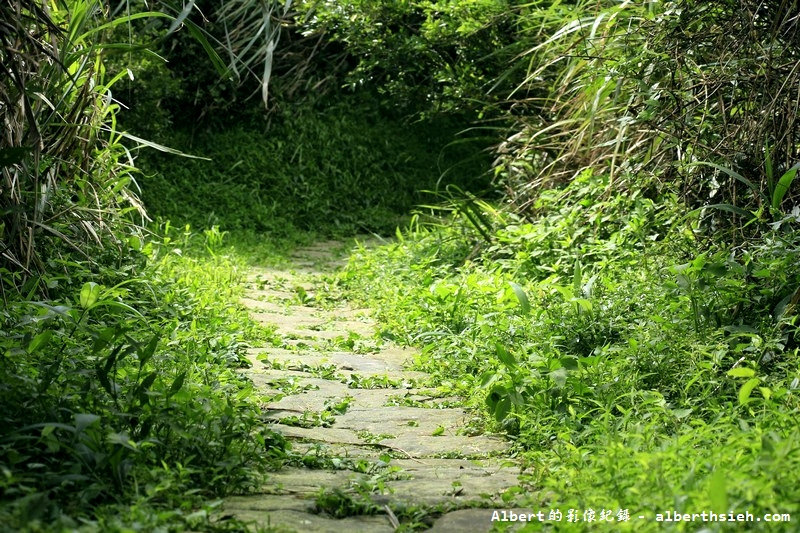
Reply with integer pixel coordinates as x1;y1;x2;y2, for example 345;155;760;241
341;170;800;529
137;97;493;235
3;0;800;530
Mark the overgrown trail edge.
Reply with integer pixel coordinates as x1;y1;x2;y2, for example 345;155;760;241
223;240;523;532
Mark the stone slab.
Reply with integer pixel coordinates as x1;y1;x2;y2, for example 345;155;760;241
333;407;508;456
230;508;394;533
228;240;518;532
270;424;365;447
250;347;412;376
379;458;520;505
266;387;397;412
251;311;327;329
429;508;519;532
240;299;321;318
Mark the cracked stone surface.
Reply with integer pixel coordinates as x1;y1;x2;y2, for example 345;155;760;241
428;508;526;532
225;239;521;532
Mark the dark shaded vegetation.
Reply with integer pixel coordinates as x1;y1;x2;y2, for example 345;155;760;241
2;0;800;530
112;0;496;235
136;100;492;235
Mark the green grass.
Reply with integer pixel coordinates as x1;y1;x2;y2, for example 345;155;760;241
0;225;288;531
339;169;800;532
136;96;493;237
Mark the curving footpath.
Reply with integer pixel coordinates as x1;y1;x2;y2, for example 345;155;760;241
224;240;523;532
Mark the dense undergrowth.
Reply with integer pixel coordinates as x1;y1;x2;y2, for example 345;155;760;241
136;98;492;236
0;226;285;530
340;170;800;530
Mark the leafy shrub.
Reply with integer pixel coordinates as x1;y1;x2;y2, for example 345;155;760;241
295;0;519;112
645;0;800;210
492;1;662;211
492;0;800;227
340;168;800;526
0;227;280;529
0;0;145;284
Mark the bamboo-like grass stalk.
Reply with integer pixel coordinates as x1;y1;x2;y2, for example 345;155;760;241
0;1;228;288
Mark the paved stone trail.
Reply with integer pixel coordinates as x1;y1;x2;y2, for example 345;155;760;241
224;240;522;532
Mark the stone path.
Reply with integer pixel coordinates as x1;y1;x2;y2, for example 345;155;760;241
224;240;522;532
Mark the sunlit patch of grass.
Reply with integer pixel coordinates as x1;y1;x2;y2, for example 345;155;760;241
0;226;285;529
338;169;800;527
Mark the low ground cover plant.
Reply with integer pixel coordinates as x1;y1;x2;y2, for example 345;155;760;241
0;226;284;530
340;169;800;529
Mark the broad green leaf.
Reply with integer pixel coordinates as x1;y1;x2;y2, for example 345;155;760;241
508;281;530;315
495;343;516;368
97;345;123;395
79;282;101;309
727;367;755;378
27;330;52;353
107;432;138;451
128;235;142;251
485;386;503;408
167;371;186;398
709;469;728;512
582;273;597;298
138;335;160;368
493;397;511;422
120;342;140;363
74;413;100;433
137;372;158;404
96;367;113;396
738;377;760;405
772;166;799;210
509;388;524;406
573;260;582;295
560;356;579;370
550;367;568;388
479;370;497;388
704;262;727;277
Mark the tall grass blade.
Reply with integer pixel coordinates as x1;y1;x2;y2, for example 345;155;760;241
771;165;799;211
